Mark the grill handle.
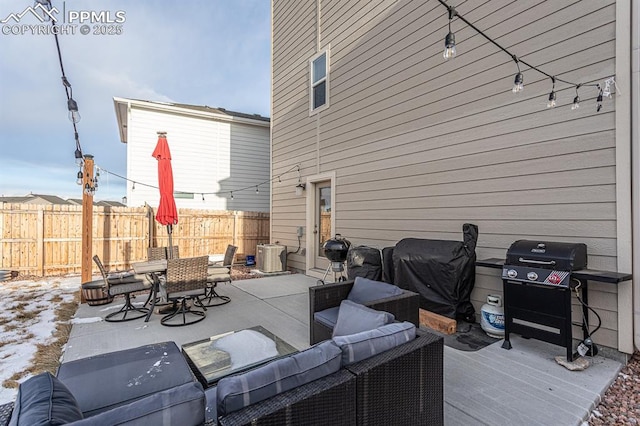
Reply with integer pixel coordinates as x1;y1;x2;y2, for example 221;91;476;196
518;257;556;266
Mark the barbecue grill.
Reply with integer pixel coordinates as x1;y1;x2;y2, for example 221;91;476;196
477;241;632;362
317;234;350;285
501;240;587;361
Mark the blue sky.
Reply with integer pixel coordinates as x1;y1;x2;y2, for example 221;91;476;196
0;0;271;201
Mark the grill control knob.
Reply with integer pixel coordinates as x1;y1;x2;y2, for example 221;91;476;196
527;271;538;281
507;269;517;279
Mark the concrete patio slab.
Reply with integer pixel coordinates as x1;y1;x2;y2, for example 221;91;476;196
64;274;622;425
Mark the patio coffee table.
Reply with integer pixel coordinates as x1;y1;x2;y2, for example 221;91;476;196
182;325;297;388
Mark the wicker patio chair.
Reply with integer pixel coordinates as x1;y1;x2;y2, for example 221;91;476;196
93;255;151;322
161;256;209;327
200;245;237;307
147;245;179;261
309;280;420;345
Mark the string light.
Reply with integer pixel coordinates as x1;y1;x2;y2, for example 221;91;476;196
547;77;556;108
97;163;302;200
571;85;581;110
512;56;523;93
443;6;456;60
437;0;612;111
76;170;83;185
596;85;603;112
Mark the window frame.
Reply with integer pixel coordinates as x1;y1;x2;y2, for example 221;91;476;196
309;49;330;114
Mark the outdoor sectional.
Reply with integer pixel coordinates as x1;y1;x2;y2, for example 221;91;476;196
2;297;442;425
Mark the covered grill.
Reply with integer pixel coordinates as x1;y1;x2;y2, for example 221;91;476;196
501;240;587;361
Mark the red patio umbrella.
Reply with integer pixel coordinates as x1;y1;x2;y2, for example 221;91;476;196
152;132;178;257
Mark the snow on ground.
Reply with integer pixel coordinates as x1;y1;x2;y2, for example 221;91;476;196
0;276;81;405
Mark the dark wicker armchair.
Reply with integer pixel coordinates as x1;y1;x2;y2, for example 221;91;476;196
147;246;179;260
309;280;420;345
201;244;237;307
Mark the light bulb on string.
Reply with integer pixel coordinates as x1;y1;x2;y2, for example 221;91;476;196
596;86;603;112
202;193;205;201
443;7;456;60
76;170;83;185
546;77;556;108
571;85;581;110
511;57;523;93
67;98;81;123
230;191;234;200
255;186;259;194
74;148;83;166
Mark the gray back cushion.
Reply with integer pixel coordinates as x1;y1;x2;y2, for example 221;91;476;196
217;340;342;416
332;300;395;338
9;372;83;426
333;321;416;364
347;276;403;304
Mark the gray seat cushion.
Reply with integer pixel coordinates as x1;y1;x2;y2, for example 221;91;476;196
216;340;342;416
68;382;205;426
313;306;340;328
56;341;195;417
9;372;83;426
332;300;395;338
333;321;416;364
347;276;403;304
107;272;145;285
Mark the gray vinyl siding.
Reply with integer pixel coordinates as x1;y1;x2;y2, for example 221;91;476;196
272;0;620;348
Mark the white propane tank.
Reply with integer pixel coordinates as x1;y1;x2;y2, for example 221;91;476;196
480;295;505;338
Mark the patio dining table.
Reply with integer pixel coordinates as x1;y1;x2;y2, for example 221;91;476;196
132;259;168;321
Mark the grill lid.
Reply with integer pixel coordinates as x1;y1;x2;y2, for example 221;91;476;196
506;240;587;271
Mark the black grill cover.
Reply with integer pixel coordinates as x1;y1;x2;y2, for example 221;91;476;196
393;223;478;321
382;247;395;283
347;246;382;281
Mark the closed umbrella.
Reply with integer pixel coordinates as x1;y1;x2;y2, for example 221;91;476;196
152;132;178;257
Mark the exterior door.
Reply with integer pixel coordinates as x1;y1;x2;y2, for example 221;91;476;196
314;181;332;270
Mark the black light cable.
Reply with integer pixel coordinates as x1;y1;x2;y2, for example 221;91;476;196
437;0;607;110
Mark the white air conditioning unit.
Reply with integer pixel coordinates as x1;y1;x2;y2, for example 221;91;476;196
256;244;287;273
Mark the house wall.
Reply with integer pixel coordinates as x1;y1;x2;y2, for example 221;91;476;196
272;0;631;351
125;106;270;212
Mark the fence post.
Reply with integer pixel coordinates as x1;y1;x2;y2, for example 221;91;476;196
37;208;44;276
233;211;238;247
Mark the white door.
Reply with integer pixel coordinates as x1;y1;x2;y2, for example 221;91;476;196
306;172;336;277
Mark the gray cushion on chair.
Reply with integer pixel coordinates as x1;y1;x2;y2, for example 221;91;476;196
347;276;403;304
68;382;205;426
9;372;83;426
56;342;195;418
332;300;395;338
313;306;340;328
107;271;144;285
333;321;416;364
216;340;342;416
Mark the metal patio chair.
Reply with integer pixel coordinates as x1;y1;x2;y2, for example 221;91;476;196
93;255;151;322
200;245;237;307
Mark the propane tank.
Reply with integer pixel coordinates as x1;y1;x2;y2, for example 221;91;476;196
480;295;505;338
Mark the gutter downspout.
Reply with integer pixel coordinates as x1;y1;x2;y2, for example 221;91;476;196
632;0;640;351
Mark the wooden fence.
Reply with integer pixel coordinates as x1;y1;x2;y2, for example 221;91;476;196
0;203;270;276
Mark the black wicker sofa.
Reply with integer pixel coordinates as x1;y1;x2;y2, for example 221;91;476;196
218;328;444;426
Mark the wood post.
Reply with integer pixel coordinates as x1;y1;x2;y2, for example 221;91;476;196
81;155;95;296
